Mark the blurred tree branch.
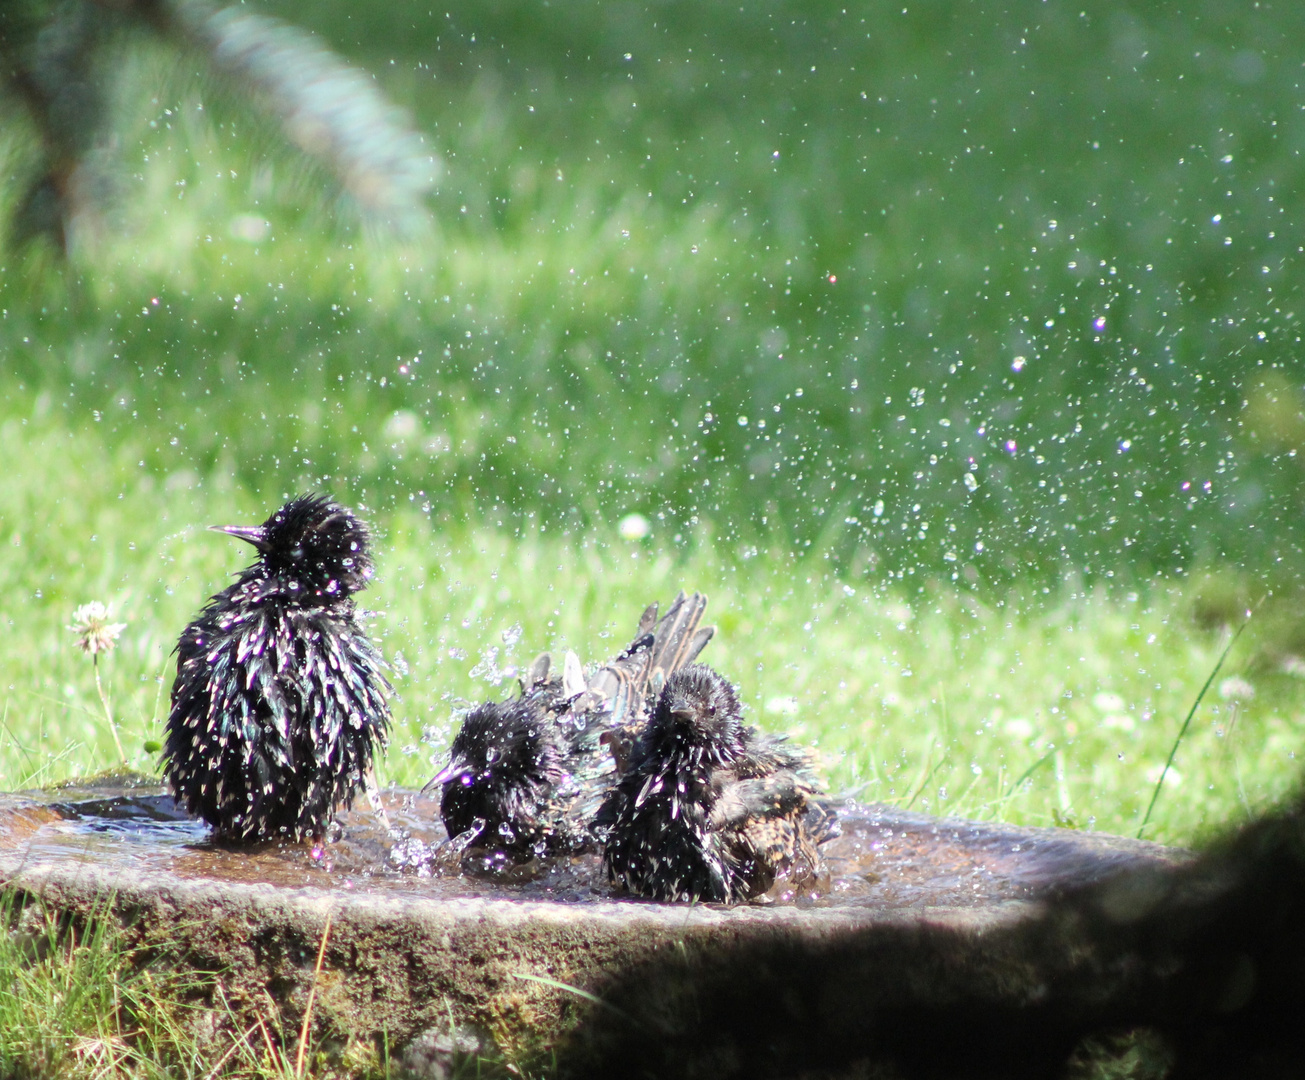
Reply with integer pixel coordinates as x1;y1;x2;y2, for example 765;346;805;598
0;0;439;252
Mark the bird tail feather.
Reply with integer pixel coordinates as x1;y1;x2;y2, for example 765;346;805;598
641;590;715;701
590;591;714;727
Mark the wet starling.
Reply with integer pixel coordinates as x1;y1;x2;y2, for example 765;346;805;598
428;591;714;861
599;663;835;904
162;494;392;843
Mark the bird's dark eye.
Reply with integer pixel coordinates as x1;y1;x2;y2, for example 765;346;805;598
708;705;716;716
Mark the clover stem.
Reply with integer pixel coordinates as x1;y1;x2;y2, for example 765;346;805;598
94;653;127;764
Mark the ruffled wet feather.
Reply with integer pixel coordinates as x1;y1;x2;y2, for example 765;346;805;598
431;591;713;862
161;495;392;842
599;663;835;904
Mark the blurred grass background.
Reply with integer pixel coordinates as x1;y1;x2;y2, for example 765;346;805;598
2;0;1305;846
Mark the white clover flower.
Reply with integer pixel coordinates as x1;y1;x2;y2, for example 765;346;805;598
69;602;127;656
618;513;651;541
1218;676;1255;702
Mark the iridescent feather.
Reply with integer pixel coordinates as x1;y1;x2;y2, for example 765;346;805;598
428;591;713;861
599;663;835;903
162;494;392;842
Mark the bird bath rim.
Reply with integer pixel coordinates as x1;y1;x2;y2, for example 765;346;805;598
0;772;1187;918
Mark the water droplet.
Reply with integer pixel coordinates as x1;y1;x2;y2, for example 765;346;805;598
470;646;505;684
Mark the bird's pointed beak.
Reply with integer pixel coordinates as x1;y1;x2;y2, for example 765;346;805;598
209;523;271;552
422;759;466;793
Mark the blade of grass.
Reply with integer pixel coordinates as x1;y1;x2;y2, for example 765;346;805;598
296;911;334;1080
255;1008;281;1068
1010;747;1056;796
508;971;634;1023
214;981;275;1076
972;748;1058;819
0;701;39;781
1137;611;1253;840
904;743;950;811
946;765;989;818
204;1019;264;1080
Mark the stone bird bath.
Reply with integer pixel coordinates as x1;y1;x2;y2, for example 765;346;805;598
0;774;1189;1076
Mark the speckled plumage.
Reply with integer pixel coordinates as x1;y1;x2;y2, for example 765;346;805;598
429;592;713;860
599;663;834;903
162;494;392;842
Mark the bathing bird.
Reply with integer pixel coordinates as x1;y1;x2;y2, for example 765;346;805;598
162;494;392;842
599;663;835;903
429;592;713;861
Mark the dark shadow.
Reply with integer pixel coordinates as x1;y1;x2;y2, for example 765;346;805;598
559;794;1305;1079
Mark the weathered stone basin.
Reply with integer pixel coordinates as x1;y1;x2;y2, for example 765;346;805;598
0;775;1191;1076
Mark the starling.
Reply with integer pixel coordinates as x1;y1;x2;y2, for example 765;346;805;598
427;591;714;861
599;663;835;904
162;493;392;843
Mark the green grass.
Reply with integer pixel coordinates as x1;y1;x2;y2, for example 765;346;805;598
7;416;1293;1080
0;890;204;1080
4;2;1305;1075
3;0;1305;584
3;411;1303;847
0;888;480;1080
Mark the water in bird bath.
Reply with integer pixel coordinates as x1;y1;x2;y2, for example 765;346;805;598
0;776;1182;910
